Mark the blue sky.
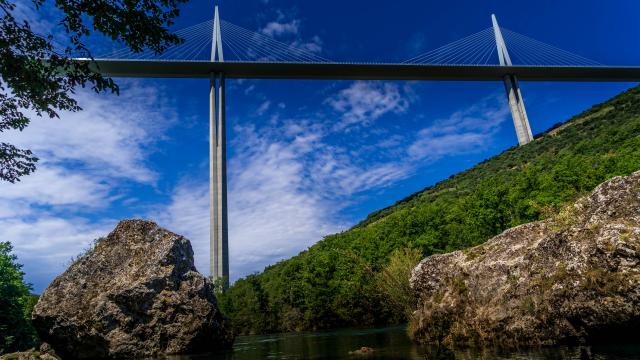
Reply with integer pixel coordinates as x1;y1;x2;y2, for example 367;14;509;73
2;0;639;292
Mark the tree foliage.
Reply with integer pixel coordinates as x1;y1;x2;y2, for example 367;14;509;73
0;0;187;182
375;248;423;320
0;242;37;354
218;86;640;335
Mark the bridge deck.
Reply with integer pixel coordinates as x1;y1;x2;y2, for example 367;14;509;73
88;59;640;81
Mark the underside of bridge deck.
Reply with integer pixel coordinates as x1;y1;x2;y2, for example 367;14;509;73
87;59;640;82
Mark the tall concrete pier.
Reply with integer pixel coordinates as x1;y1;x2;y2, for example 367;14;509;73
209;5;229;289
492;14;534;145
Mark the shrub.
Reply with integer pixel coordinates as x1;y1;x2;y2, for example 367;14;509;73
0;242;38;354
375;248;423;320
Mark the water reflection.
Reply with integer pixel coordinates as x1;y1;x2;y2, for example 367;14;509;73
170;325;640;360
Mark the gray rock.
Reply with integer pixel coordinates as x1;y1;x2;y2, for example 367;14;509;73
0;349;59;360
409;171;640;347
0;343;59;360
32;220;234;359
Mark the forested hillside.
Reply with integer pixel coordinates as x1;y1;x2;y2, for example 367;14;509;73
218;85;640;335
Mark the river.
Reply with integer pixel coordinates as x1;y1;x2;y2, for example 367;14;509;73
172;325;640;359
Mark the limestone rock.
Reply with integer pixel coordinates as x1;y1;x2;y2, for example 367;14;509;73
410;171;640;347
0;343;59;360
32;220;234;359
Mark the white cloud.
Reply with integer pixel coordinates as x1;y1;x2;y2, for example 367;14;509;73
0;166;109;207
326;81;412;130
0;199;30;219
10;1;76;51
228;131;342;276
11;1;56;35
408;95;510;160
291;35;323;54
157;125;344;280
256;100;271;116
261;19;300;37
0;82;176;292
318;161;412;196
244;84;256;95
303;146;412;198
259;16;323;55
5;84;174;183
0;216;114;290
2;217;111;259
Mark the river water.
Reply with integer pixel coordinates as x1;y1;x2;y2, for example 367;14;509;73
173;325;640;359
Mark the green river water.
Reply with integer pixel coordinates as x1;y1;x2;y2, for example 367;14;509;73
172;325;640;359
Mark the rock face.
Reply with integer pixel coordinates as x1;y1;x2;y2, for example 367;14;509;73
410;171;640;347
0;343;60;360
32;220;234;359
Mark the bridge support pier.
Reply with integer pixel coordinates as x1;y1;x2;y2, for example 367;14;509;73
209;5;228;290
503;74;533;145
492;14;534;145
209;72;228;290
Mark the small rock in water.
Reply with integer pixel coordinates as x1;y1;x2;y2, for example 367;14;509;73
348;346;374;355
32;220;234;359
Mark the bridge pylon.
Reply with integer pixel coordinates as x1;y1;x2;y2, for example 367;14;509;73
209;5;229;290
492;14;534;146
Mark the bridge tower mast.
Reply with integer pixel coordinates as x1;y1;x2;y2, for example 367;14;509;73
209;5;229;289
492;14;534;145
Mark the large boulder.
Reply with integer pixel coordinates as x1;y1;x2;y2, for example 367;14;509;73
410;171;640;347
32;220;234;359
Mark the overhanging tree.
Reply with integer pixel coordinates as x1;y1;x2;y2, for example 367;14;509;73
0;0;187;182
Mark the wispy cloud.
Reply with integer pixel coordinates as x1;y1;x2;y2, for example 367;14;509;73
326;81;413;130
5;83;175;183
256;100;271;116
408;95;510;160
261;19;300;37
0;166;109;207
156;123;346;279
291;35;323;54
11;1;56;35
260;13;323;54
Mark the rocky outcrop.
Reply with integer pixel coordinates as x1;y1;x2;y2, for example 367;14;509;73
0;343;60;360
32;220;234;359
410;171;640;347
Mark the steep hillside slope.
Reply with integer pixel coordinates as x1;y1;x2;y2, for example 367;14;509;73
219;86;640;335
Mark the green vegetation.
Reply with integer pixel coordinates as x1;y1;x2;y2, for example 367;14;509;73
374;248;423;320
0;242;38;354
218;86;640;335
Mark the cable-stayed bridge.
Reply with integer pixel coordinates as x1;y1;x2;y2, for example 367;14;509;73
87;6;640;288
95;12;632;81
